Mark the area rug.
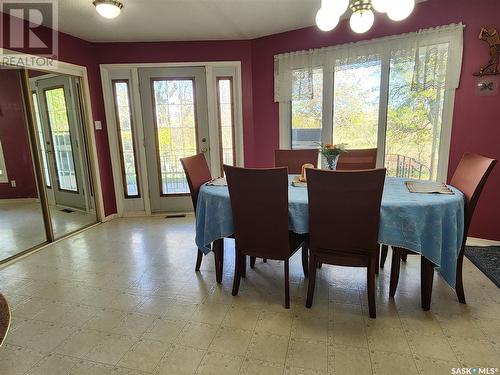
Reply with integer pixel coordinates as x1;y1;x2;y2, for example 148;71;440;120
464;246;500;288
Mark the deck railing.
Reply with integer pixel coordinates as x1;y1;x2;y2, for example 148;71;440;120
385;154;430;180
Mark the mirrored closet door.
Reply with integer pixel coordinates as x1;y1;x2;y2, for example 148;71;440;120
0;64;98;264
0;66;48;260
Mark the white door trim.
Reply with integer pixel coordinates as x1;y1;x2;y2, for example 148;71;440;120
0;48;105;222
100;61;244;217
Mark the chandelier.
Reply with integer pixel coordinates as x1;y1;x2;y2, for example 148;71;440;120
316;0;415;34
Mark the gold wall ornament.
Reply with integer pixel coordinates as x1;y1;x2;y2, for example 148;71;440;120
473;27;500;76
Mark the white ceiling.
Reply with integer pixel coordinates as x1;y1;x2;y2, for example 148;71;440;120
54;0;321;42
47;0;428;42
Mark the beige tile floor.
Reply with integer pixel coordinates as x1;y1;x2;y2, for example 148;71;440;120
0;216;499;375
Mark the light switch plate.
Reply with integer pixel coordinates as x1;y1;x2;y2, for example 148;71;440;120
94;120;102;130
10;180;16;187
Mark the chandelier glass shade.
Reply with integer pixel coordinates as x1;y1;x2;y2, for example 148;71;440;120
316;0;415;34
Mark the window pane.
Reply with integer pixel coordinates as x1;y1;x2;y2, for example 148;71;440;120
217;78;235;169
113;81;140;197
45;87;78;192
385;45;448;180
291;68;323;149
152;79;196;194
32;93;51;188
333;60;381;148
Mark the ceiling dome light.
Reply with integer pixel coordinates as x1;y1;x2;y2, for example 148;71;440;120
315;7;340;32
387;0;415;21
371;0;389;13
93;0;123;19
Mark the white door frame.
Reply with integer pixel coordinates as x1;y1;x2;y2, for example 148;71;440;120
100;61;244;217
0;48;106;222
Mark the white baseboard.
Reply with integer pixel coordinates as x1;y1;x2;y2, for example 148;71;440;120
466;236;500;247
103;213;119;222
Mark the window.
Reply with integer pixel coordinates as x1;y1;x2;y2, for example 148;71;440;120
44;87;78;192
385;45;448;180
291;68;323;149
216;77;236;172
278;24;463;181
32;92;51;188
112;80;140;198
152;79;197;195
333;59;381;149
0;140;8;183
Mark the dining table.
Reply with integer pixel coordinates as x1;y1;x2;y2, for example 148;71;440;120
195;175;465;289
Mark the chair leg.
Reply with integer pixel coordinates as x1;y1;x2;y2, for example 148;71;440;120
284;260;290;308
213;239;223;284
367;255;377;318
195;249;203;271
250;256;256;269
389;247;402;297
301;243;309;278
455;252;466;304
242;255;247;278
375;248;380;275
306;254;317;308
421;256;435;311
380;244;389;268
232;249;242;296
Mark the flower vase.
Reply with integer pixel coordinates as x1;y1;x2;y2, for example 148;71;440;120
326;155;339;170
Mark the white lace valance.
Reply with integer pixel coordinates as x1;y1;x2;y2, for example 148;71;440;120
274;23;464;102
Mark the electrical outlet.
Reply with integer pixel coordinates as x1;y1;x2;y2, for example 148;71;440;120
10;180;16;187
94;121;102;130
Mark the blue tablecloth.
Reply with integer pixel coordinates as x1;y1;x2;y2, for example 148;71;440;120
195;176;465;287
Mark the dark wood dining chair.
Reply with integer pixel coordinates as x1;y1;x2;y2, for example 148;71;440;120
336;148;377;170
180;153;224;283
274;149;319;174
388;153;496;309
224;165;308;308
0;293;11;347
305;168;386;318
325;148;381;272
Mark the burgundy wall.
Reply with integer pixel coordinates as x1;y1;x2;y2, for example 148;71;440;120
250;0;500;240
0;69;38;199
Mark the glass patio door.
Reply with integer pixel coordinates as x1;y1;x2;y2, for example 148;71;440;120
34;75;87;209
138;67;210;212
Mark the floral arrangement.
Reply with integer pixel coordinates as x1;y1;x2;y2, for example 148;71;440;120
317;143;347;170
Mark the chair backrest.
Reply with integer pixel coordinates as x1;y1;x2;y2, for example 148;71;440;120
180;153;212;213
337;148;377;170
307;168;386;253
224;165;290;259
274;149;318;174
450;153;497;233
